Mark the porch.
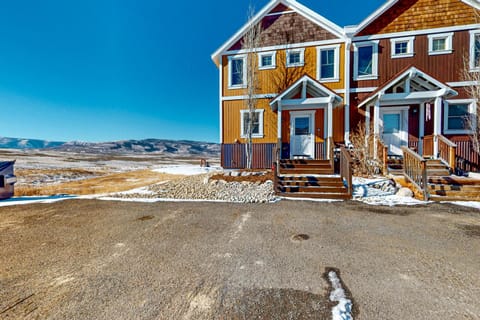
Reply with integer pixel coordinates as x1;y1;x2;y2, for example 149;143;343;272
270;74;343;161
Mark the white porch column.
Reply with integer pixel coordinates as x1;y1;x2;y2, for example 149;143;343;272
419;103;425;155
344;39;352;144
327;99;333;159
365;104;371;141
373;99;381;158
277;101;282;160
433;96;442;158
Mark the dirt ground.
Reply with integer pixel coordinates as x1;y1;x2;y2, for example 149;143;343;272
1;200;480;319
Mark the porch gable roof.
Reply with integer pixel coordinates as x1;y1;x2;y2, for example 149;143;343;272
269;74;343;111
357;66;458;108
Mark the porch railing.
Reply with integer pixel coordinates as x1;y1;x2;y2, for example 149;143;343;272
328;137;335;168
377;138;388;175
339;146;354;197
423;135;433;157
438;135;457;171
402;146;429;200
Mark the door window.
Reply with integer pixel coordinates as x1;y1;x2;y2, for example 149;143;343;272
294;117;310;135
383;114;400;134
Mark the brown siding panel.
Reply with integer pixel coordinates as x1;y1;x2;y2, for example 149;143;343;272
222;143;276;169
358;0;479;36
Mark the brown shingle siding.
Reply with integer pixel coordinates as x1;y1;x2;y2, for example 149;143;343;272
358;0;479;36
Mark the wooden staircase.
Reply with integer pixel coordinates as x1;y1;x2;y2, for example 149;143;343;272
387;158;451;176
275;159;351;199
427;176;480;201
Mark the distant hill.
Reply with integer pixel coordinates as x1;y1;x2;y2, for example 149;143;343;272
0;137;65;149
0;136;220;157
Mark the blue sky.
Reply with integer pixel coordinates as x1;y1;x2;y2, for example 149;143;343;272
0;0;384;143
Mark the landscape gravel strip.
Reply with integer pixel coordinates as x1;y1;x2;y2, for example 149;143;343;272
111;174;277;203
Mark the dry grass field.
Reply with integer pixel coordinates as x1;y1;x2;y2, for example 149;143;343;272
14;169;183;196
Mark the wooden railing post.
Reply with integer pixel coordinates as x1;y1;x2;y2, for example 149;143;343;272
402;146;429;200
339;146;353;198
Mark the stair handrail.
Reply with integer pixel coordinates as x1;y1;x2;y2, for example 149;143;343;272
339;146;354;197
328;137;335;168
437;135;457;171
376;137;388;175
402;146;429;200
273;146;280;193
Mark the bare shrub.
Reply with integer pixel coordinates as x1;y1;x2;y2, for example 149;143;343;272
349;123;384;177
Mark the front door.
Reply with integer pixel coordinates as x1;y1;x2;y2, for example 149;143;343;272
290;112;315;159
381;108;409;156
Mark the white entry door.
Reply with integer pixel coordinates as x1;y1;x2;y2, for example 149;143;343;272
381;108;409;156
290;112;315;159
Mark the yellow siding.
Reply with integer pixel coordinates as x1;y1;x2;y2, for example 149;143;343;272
223;99;277;144
223;43;346;97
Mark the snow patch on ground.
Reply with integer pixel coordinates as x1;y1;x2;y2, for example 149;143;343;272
152;165;222;175
352;176;427;206
328;271;353;320
0;195;76;207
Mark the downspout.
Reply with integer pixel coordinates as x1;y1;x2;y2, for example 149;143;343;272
344;30;353;145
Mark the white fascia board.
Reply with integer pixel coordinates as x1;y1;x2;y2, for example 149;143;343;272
211;0;282;65
282;97;332;106
225;39;342;56
211;0;345;65
462;0;480;10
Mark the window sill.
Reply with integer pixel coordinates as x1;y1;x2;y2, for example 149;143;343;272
259;66;276;70
319;78;340;83
240;134;264;139
428;50;453;56
443;129;473;135
286;63;305;68
228;84;247;90
354;75;378;81
391;53;414;59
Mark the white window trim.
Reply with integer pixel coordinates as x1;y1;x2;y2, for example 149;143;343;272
240;109;264;138
353;40;379;81
390;36;415;58
316;44;340;83
258;51;276;70
428;32;453;56
228;54;247;89
286;48;305;68
443;99;476;134
469;29;480;72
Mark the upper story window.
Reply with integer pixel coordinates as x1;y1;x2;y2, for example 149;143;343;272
228;55;246;89
428;33;453;55
469;30;480;71
286;48;305;67
240;109;264;138
258;51;276;70
443;99;475;134
317;44;340;82
354;41;379;80
390;36;414;58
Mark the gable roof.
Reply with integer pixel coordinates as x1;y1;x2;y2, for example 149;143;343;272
358;66;457;108
354;0;480;36
269;74;343;111
211;0;344;66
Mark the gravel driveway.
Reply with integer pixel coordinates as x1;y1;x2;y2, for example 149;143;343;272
1;200;479;319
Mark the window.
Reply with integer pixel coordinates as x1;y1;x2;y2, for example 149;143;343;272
286;49;305;67
469;30;480;71
444;100;476;134
428;33;453;55
258;51;276;70
317;44;340;82
390;36;414;58
240;109;264;138
228;55;246;88
354;41;379;80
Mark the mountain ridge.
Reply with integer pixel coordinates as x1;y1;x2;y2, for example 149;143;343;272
0;136;220;156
